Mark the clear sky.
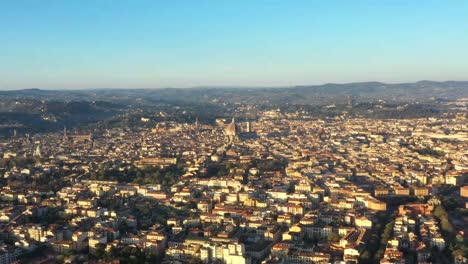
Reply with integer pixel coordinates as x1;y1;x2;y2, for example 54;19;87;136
1;0;467;89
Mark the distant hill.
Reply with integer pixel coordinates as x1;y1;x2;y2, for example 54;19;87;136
0;80;467;105
0;100;123;135
1;80;466;136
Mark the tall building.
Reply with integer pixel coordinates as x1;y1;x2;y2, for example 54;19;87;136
33;144;41;157
225;118;240;143
63;126;68;142
246;121;252;133
200;242;249;264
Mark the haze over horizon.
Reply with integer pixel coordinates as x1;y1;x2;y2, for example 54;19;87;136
1;0;468;89
2;80;468;92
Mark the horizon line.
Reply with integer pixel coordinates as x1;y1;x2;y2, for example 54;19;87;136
1;79;468;92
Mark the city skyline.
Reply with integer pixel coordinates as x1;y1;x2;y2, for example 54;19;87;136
0;1;467;263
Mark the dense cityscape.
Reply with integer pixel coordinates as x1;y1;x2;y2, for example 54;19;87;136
1;1;468;264
0;98;466;264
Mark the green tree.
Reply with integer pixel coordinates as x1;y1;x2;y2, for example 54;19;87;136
93;243;106;259
327;231;340;242
359;250;372;264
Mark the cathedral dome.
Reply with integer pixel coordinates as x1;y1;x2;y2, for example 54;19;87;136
225;118;239;137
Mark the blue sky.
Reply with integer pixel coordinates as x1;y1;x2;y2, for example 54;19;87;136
1;0;467;89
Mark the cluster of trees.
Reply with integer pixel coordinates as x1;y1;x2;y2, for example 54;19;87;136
91;245;160;263
433;205;454;235
100;102;231;129
18;246;48;262
362;104;443;119
132;165;182;186
379;196;418;207
280;102;450;120
1;159;69;193
437;185;462;211
132;200;190;228
0;156;37;169
302;234;319;246
327;231;341;242
280;104;343;119
359;211;396;264
414;147;445;158
431;204;468;261
0;99;121;136
204;158;286;179
255;159;287;172
206;163;229;178
90;164;183;186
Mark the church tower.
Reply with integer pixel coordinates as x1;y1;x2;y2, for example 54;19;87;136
63;126;68;142
246;121;252;133
33;144;42;157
